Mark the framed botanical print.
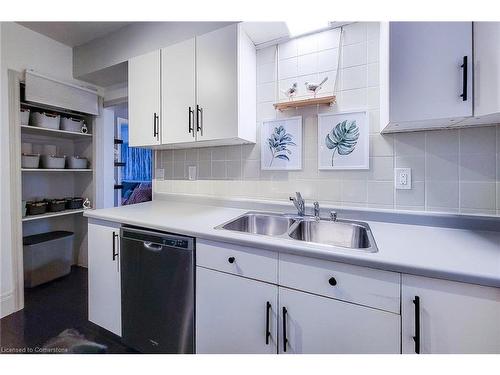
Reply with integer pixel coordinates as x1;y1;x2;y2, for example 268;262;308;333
261;116;302;170
318;111;369;170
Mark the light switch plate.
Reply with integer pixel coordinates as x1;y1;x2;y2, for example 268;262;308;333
155;168;165;180
395;168;411;190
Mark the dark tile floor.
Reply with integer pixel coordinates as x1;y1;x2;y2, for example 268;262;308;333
0;266;135;354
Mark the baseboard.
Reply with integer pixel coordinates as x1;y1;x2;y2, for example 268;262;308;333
0;291;17;319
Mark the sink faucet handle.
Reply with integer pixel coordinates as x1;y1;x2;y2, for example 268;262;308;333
313;201;320;218
330;211;338;222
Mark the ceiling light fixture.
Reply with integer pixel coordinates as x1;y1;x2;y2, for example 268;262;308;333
286;21;331;38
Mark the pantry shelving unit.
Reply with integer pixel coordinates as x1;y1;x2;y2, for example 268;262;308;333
15;77;97;281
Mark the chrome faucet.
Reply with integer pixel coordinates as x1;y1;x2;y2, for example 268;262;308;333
313;201;320;220
289;192;306;216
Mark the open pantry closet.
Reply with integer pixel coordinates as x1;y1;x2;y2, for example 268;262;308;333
8;69;100;308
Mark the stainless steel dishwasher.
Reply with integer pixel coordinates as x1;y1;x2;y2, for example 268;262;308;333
120;226;195;353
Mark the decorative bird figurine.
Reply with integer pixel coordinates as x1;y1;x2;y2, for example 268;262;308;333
281;82;298;101
305;77;328;98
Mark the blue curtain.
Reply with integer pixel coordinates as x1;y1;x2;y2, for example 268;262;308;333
121;141;152;181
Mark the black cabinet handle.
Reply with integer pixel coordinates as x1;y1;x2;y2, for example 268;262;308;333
265;302;271;345
188;106;194;135
282;306;288;352
112;232;118;261
153;112;159;138
228;256;235;264
460;56;468;101
413;296;420;354
196;105;203;135
328;277;337;286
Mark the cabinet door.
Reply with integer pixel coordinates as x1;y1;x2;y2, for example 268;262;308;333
161;38;197;144
196;267;278;354
389;22;472;123
402;274;500;354
279;287;400;354
196;24;238;142
128;50;161;147
88;222;122;336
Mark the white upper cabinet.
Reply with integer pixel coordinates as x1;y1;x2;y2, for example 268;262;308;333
129;23;256;148
380;22;473;132
161;38;197;144
402;274;500;354
459;22;500;126
196;24;239;142
128;50;161;147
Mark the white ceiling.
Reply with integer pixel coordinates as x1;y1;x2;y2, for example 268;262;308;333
17;22;131;47
241;22;289;46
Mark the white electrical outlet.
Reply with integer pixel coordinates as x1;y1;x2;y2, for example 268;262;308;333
395;168;411;190
155;168;165;180
188;166;197;181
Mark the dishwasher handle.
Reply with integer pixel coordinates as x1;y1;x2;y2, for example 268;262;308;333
143;242;163;252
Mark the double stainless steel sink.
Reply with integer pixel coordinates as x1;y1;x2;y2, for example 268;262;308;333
215;212;378;252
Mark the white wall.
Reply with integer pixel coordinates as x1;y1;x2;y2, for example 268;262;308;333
73;22;235;82
0;22;101;318
155;22;500;216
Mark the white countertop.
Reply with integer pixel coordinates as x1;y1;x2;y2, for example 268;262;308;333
84;199;500;288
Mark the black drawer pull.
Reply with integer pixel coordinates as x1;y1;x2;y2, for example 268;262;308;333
228;257;235;264
413;296;420;354
282;306;288;352
265;302;271;345
460;56;468;101
328;277;337;286
112;232;118;261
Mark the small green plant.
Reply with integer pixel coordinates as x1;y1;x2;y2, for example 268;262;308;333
267;125;296;167
325;120;359;166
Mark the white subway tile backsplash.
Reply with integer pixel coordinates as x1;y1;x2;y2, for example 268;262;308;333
298;53;318;77
460;182;496;210
317;48;339;73
257;45;276;65
155;23;499;216
279;40;298;60
258;62;276;84
317;29;341;50
342;23;367;45
460;153;496;182
342;43;367;68
341;65;367;90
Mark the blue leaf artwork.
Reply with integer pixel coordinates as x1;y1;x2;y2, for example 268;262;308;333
325;120;359;166
267;125;296;167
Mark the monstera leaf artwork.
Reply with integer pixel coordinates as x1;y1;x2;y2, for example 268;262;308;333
325;120;360;166
267;125;296;167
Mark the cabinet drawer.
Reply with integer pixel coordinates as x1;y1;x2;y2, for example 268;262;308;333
279;253;400;313
196;239;278;284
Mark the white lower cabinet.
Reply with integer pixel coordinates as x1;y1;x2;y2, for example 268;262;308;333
88;221;122;336
402;274;500;354
278;287;400;354
196;267;278;354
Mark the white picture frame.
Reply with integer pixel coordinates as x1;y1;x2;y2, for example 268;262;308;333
318;111;369;170
261;116;302;170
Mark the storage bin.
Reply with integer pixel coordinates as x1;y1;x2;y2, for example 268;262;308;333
23;231;74;288
30;112;60;130
65;197;84;209
67;156;88;169
61;117;85;133
46;199;66;212
21;153;40;169
41;154;65;169
20;108;30;125
26;201;48;215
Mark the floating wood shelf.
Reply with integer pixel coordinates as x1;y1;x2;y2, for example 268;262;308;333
273;95;336;111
